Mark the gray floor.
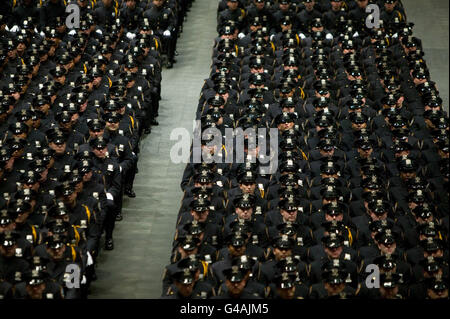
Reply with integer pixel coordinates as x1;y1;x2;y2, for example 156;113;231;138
89;0;218;299
89;0;449;299
404;0;449;111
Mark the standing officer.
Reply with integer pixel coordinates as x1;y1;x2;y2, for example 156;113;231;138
144;0;177;68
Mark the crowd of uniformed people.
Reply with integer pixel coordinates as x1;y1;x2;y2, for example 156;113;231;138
162;0;449;299
0;0;192;299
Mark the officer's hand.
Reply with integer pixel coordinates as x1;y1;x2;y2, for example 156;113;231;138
10;25;19;33
163;30;171;37
299;33;306;39
238;32;245;39
126;32;136;39
392;33;398;38
68;29;77;36
353;31;359;38
326;33;333;40
96;29;103;35
270;34;275;41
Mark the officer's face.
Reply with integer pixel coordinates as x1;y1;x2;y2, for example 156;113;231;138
54;75;66;85
236;207;253;220
351;122;367;131
379;285;399;299
304;1;315;11
281;209;297;223
357;147;373;158
427;287;449;299
324;282;346;295
93;76;102;87
106;121;120;131
83;171;93;182
93;147;108;159
46;244;66;260
49;142;66;155
369;210;387;221
274;247;292;260
153;0;164;7
227;1;239;10
175;280;195;297
378;242;396;255
424;249;443;259
16;43;27;53
356;0;368;8
312;26;324;33
254;0;265;9
126;0;136;9
226;276;248;296
191;209;210;223
15;211;31;224
319;148;334;158
276;285;295;299
26;283;46;299
239;182;256;194
103;0;113;7
281;24;292;32
277;121;294;131
400;171;416;181
384;1;397;12
324;245;342;259
331;0;342;10
228;244;246;257
0;244;17;257
325;213;343;222
280;3;290;10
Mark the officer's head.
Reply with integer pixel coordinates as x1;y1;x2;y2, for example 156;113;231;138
224;265;249;297
90;136;109;159
330;0;342;10
104;112;122;132
420;256;445;280
238;171;256;194
375;230;397;255
0;231;20;258
173;268;196;297
189;198;211;223
45;234;67;261
77;0;89;7
412;203;435;225
279;197;299;223
368;199;390;221
126;0;136;9
323;202;345;223
153;0;165;7
253;0;265;10
379;273;401;298
322;233;344;259
421;238;445;260
384;0;397;12
10;198;33;225
176;235;200;260
274;272;296;299
226;231;248;257
227;0;239;10
356;0;368;9
233;194;255;220
102;0;113;7
273;235;294;260
303;0;315;11
426;276;448;299
279;0;290;10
